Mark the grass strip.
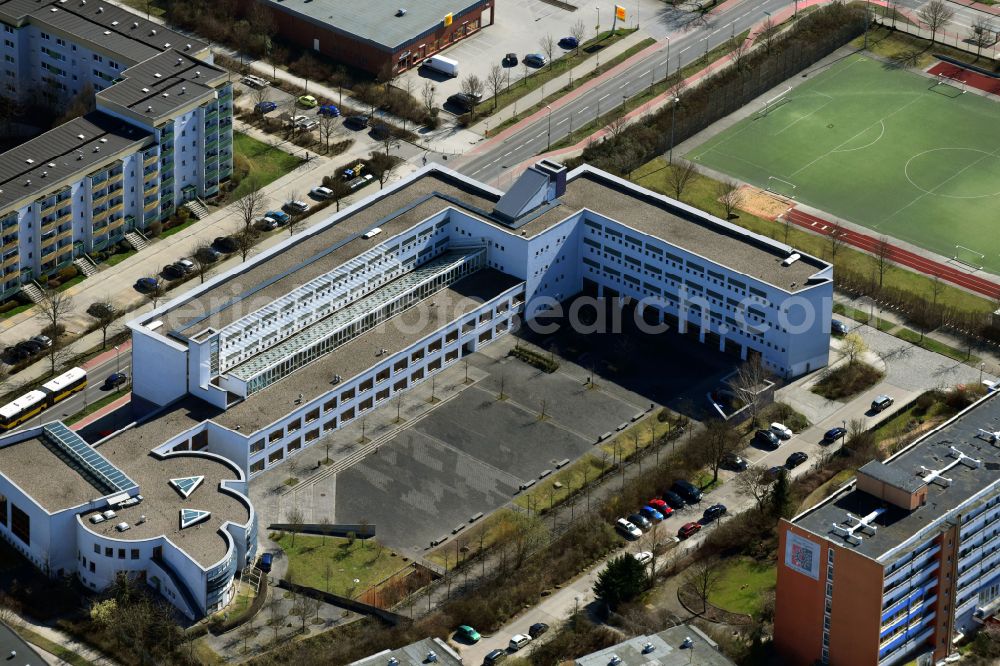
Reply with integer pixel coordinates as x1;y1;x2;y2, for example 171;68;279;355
16;626;95;666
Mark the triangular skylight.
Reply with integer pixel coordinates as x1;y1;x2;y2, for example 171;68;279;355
180;508;210;529
169;475;204;499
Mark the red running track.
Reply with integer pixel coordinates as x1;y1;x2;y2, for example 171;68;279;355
784;208;1000;300
927;61;1000;96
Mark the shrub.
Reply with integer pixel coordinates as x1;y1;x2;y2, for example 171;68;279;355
57;265;78;281
509;347;559;373
147;221;163;237
811;362;884;400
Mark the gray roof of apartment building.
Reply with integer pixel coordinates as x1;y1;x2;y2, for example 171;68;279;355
259;0;485;50
0;0;206;65
350;637;463;666
0;112;151;214
575;625;735;666
794;392;1000;562
858;460;927;493
213;267;522;433
97;49;227;121
155;165;828;341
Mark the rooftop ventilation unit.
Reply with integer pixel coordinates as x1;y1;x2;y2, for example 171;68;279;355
184;43;191;50
23;179;29;186
96;5;103;12
396;8;407;16
194;70;201;78
103;30;110;35
141;87;149;92
111;20;118;25
115;522;130;532
426;652;437;663
77;134;85;139
146;105;153;112
164;42;170;48
150;28;156;35
40;171;46;178
161;92;169;98
782;253;801;267
47;162;55;168
99;138;107;143
24;158;33;164
153;72;161;78
176;57;182;65
132;21;139;28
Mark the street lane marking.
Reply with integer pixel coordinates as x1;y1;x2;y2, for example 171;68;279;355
556;118;568;125
503;151;512;157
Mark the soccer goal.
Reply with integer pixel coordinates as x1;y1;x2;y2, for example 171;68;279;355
754;86;793;118
766;176;798;199
934;72;968;96
952;244;984;271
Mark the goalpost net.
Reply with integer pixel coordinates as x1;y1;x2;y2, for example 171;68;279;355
953;245;984;271
766;176;798;199
934;72;968;95
754;86;793;118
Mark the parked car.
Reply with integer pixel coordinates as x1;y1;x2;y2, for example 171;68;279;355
871;394;894;412
628;512;651;530
640;505;664;522
528;622;549;638
297;94;318;108
318;104;341;117
647;498;671;515
309;186;334;199
294;116;319;131
257;216;279;231
823;426;847;443
162;264;184;280
767;465;787;480
678;522;702;539
786;451;809;469
633;551;653;565
503;52;518;66
508;634;532;652
17;339;44;354
254;100;277;114
104;372;128;389
615;517;642;539
176;258;195;273
831;319;849;336
194;246;222;263
447;92;482;112
558;36;579;48
754;429;781;448
344;115;369;130
662;490;686;510
703;504;727;522
134;276;159;292
770;422;794;440
259;552;273;572
524;53;547;67
212;236;238;253
283;200;310;214
672;479;703;503
240;74;269;88
265;210;290;224
722;452;748;471
456;625;481;643
30;335;52;348
2;346;30;363
483;649;507;666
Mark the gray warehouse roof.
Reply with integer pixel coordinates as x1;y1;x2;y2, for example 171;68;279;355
0;0;207;65
260;0;487;50
794;392;1000;561
0;112;151;214
575;625;735;666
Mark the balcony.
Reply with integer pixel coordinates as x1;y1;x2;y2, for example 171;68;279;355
107;202;124;216
107;217;124;233
143;200;158;213
144;171;158;185
90;175;108;189
2;237;15;252
1;253;17;270
143;153;158;167
39;201;57;217
92;193;110;209
41;246;58;264
108;171;123;186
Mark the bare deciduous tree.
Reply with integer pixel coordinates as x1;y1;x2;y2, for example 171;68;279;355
729;356;767;426
144;275;167;310
266;596;283;641
485;64;505;111
918;0;955;44
729;35;751;72
460;74;484;117
318;113;339;153
703;420;738;484
250;85;271;118
969;17;994;59
685;560;723;613
421;80;437;115
233;181;266;235
234;227;257;262
539;34;556;68
191;244;214;284
604;112;628;140
570;20;587;55
828;222;846;263
736;465;774;511
759;17;779;54
876;235;892;287
38;289;72;374
666;161;699;200
717;179;743;219
87;298;118;349
286;506;304;546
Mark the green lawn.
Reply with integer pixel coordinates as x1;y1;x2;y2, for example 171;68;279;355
229;133;303;201
894;327;979;363
687;53;1000;274
707;557;776;617
799;469;856;511
56;274;86;292
631;162;995;316
275;533;408;597
64;390;128;425
0;302;33;319
103;249;136;267
16;627;94;666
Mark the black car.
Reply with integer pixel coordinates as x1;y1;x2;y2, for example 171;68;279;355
662;490;686;510
194;246;221;263
162;264;184;280
2;346;30;363
213;236;238;253
831;319;849;336
370;122;391;140
344;115;369;130
786;451;809;469
754;429;780;448
528;622;549;638
703;504;727;522
483;649;506;666
672;479;703;503
503;52;518;66
447;92;482;112
103;372;128;389
823;426;847;443
17;339;44;354
628;512;652;530
722;452;748;470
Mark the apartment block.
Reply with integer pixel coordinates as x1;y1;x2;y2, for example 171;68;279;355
776;391;1000;666
0;0;232;301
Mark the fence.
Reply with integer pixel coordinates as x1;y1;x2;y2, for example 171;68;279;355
873;14;1000;60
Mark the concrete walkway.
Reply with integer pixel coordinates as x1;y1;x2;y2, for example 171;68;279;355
16;614;120;666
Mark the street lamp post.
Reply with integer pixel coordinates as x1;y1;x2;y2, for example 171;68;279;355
114;345;120;373
981;362;986;384
546;105;552;149
668;96;680;164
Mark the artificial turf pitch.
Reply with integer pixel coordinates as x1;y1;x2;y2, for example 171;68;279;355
687;54;1000;274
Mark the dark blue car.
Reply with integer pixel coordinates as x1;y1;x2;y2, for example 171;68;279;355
558;36;579;48
265;210;290;224
259;552;272;572
254;101;277;114
318;104;341;117
640;505;664;522
823;426;847;443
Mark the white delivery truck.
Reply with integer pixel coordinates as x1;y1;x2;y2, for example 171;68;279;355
421;54;459;78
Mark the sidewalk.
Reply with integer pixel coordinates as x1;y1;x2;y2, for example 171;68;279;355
16;615;120;666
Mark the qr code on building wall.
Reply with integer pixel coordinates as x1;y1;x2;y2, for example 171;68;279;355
791;542;814;572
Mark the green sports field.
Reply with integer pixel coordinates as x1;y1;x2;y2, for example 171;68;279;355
687;54;1000;273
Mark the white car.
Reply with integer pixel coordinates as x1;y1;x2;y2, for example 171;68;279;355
310;186;333;199
508;634;532;651
633;551;653;565
240;74;269;89
294;116;319;131
615;518;642;539
770;422;793;440
176;258;195;273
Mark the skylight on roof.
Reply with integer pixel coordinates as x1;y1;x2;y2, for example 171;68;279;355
169;475;204;498
180;508;210;529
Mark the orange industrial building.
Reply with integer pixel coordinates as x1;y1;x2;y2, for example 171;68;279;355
776;391;1000;665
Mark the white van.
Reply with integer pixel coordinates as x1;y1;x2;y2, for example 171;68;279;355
421;54;459;77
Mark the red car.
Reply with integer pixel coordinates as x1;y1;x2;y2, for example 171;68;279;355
648;499;673;517
678;522;702;539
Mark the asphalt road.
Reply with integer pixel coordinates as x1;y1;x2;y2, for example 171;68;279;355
453;0;975;185
8;349;133;434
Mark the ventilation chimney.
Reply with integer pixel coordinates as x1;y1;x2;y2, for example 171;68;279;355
535;159;567;199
